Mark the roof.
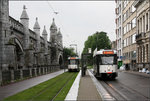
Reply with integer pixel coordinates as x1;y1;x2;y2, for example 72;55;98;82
57;28;62;37
33;17;40;29
20;5;29;19
42;26;48;35
50;18;57;30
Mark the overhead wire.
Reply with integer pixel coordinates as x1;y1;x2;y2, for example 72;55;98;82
46;1;70;39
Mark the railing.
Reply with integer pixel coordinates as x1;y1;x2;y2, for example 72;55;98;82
0;65;61;86
136;32;146;41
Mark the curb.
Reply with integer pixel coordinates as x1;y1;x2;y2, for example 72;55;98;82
88;69;115;101
65;70;81;100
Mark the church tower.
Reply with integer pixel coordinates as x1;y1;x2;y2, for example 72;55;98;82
42;26;48;53
57;28;63;46
20;5;30;49
42;26;48;42
50;18;57;43
20;5;29;28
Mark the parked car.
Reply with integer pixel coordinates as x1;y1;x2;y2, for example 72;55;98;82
120;65;125;70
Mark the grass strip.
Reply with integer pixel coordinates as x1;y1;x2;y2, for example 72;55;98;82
31;72;74;101
54;72;78;100
3;72;77;101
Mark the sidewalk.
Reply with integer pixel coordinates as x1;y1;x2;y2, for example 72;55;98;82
77;70;102;100
122;70;150;78
0;70;64;101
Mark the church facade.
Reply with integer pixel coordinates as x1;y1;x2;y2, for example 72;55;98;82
0;0;63;71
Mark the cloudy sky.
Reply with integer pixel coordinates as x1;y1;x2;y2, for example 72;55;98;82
9;1;116;55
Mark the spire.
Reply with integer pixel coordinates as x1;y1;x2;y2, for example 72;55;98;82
20;5;29;19
33;17;40;29
57;28;62;37
42;26;48;35
50;18;57;30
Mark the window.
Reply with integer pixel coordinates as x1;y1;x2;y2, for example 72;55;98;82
130;35;133;44
124;25;126;33
126;38;129;46
124;39;126;47
127;24;129;32
101;56;115;65
131;5;136;13
132;34;136;43
126;11;128;19
143;16;146;32
132;18;136;28
146;13;148;31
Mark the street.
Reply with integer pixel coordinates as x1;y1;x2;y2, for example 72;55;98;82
99;71;150;100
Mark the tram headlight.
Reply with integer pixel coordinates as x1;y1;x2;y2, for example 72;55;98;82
108;66;110;71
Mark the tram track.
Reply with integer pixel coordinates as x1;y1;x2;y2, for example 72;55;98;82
89;69;150;101
29;72;76;101
51;72;76;101
99;77;150;101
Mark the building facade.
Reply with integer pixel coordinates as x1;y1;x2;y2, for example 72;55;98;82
134;0;150;70
111;41;117;50
115;0;123;60
0;0;63;71
115;0;137;70
122;1;137;70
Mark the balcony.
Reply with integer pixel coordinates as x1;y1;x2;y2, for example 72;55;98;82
136;32;146;44
133;0;143;8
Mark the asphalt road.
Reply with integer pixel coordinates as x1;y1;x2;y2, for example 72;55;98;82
0;70;64;101
99;71;150;100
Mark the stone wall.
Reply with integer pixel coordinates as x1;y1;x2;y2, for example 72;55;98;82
0;65;60;86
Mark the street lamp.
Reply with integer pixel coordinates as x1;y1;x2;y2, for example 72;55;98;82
70;44;77;56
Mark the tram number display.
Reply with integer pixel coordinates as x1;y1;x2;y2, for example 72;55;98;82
103;51;114;54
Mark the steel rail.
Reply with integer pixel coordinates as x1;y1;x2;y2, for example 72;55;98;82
29;72;74;101
51;73;76;101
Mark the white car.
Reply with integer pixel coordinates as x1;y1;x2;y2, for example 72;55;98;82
120;65;125;70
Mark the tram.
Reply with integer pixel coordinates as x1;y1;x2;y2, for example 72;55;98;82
68;57;80;72
93;49;118;79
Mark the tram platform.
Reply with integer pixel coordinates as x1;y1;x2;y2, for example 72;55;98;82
77;70;102;100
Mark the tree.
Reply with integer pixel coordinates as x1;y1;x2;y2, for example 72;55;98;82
82;31;111;65
82;31;111;54
63;47;77;65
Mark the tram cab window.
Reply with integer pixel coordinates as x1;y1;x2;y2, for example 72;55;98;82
99;55;117;65
68;59;78;65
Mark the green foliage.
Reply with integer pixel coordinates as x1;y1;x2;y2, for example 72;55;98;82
63;47;77;63
82;31;111;66
82;31;111;54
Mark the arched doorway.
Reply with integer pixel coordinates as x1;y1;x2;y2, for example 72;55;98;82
59;55;63;69
14;38;24;69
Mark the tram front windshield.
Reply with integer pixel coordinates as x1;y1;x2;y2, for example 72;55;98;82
69;59;77;65
100;55;117;65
